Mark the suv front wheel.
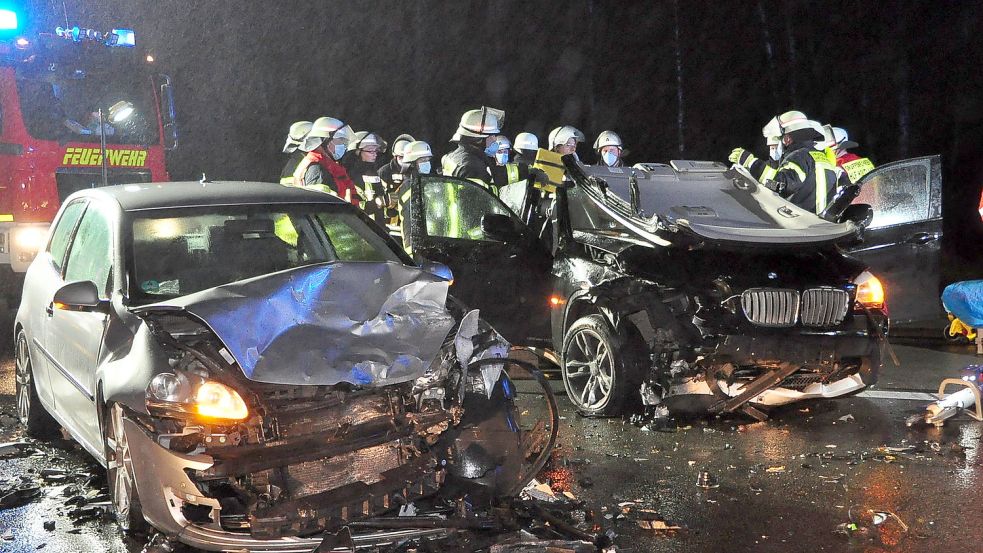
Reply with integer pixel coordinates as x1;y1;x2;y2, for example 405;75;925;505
561;315;637;416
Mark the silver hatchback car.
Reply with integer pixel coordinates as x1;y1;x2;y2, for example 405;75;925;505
14;181;537;551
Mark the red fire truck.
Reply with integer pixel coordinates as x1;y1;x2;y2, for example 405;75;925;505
0;10;176;307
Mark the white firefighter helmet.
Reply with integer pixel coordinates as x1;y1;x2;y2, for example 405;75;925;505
451;106;505;141
300;116;353;152
391;134;416;158
817;124;838;149
514;132;539;152
402;140;433;164
832;127;859;150
775;110;825;137
282;120;312;153
349;131;388;153
762;117;782;143
548;125;586;149
593;130;624;151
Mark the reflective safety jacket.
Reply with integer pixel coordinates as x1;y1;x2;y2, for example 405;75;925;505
345;157;387;223
293;151;360;208
770;144;838;214
734;149;779;183
441;143;495;191
279;151;306;184
490;161;532;192
836;151;876;184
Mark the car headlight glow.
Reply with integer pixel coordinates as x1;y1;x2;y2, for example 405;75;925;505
12;226;46;252
195;381;249;421
146;373;249;421
854;271;885;309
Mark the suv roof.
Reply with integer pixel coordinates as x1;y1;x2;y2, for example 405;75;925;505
68;181;346;212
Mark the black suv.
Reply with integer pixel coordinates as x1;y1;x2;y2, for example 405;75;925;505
400;155;943;418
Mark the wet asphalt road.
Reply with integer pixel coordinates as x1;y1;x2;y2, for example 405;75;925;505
0;339;981;552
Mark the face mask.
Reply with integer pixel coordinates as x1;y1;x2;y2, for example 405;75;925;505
418;160;432;174
602;151;618;166
773;143;784;161
484;143;499;157
332;143;347;160
495;151;508;165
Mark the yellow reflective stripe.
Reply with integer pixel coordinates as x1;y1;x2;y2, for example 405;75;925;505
780;162;806;180
446;181;460;237
506;163;519;184
279;177;294;185
843;158;875;183
0;214;13;222
815;167;828;213
400;189;412;204
759;165;778;182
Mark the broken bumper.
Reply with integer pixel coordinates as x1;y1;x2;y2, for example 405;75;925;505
123;417;449;552
719;373;867;407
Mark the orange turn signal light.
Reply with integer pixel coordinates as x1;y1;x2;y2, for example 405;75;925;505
855;272;885;309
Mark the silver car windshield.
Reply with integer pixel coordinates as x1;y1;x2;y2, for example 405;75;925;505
128;205;400;302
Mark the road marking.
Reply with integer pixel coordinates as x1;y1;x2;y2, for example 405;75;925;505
857;390;939;402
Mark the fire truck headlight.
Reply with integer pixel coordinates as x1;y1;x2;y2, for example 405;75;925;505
12;227;46;256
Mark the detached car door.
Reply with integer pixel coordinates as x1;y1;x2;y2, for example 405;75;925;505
847;155;943;326
404;175;552;345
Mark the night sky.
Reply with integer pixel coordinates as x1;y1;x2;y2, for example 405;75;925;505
18;0;983;277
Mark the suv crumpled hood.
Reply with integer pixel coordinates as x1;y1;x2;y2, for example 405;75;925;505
133;261;455;387
574;162;859;247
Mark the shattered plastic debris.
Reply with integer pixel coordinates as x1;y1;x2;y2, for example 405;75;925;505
455;310;510;399
765;465;786;473
0;484;41;510
521;479;559;502
635;509;686;534
837;414;855;422
695;471;719;489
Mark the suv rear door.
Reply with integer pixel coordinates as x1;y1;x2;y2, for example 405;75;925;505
403;175;552;345
847;155;943;325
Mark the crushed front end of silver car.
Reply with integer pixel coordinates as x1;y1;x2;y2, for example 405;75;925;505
110;262;551;550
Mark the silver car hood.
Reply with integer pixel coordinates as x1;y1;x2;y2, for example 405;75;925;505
133;261;455;387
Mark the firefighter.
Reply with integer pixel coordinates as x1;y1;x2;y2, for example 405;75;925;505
394;140;436;252
513;132;539;165
441;106;505;190
378;133;415;193
292;116;359;206
345;131;388;223
548;125;585;158
279;120;312;184
764;111;839;215
400;140;435;176
830;127;876;183
593;130;626;167
729;117;782;183
492;135;511;166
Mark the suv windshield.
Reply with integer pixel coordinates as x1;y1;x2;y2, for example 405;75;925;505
128;205;401;303
16;62;159;145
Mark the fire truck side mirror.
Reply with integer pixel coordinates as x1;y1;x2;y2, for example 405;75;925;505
159;74;178;151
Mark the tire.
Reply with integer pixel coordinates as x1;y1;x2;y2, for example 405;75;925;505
105;403;149;536
14;330;60;438
561;314;639;417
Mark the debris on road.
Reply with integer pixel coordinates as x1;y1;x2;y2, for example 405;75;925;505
696;470;719;489
837;414;855;422
0;481;41;510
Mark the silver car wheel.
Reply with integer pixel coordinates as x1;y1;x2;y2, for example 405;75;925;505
107;405;133;523
564;328;614;410
15;334;31;424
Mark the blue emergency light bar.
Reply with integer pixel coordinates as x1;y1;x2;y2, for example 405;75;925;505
110;29;134;47
54;26;135;47
0;9;18;31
